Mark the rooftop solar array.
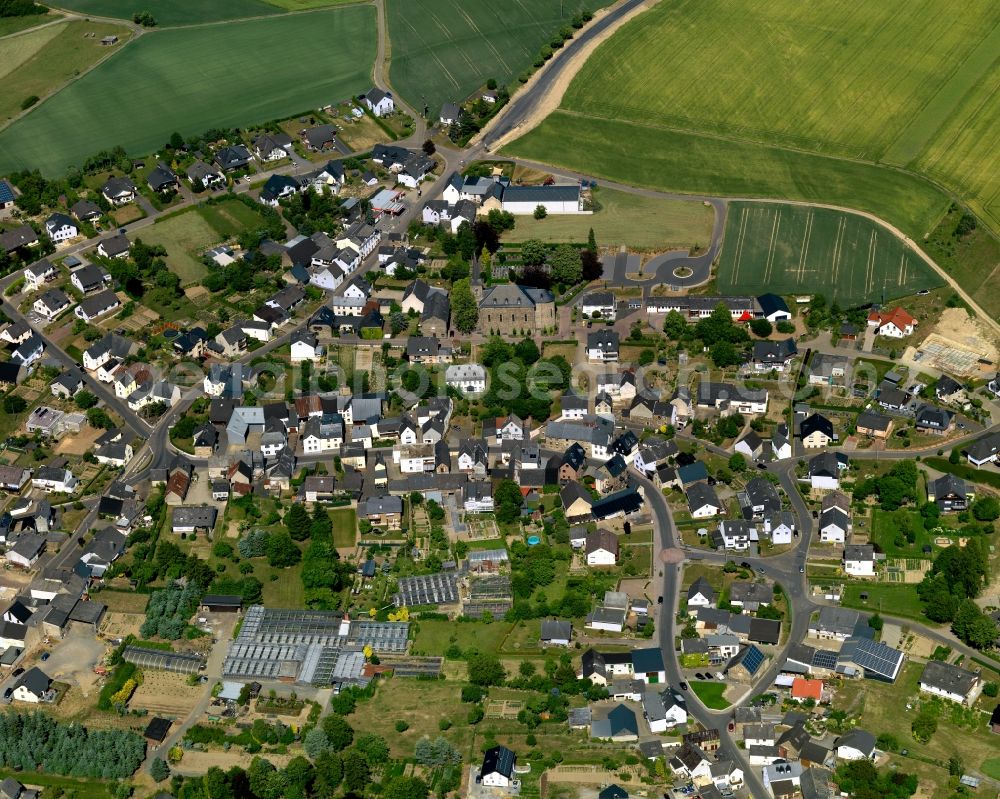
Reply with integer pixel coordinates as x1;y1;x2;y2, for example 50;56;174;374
845;638;903;679
393;573;459;607
742;645;765;674
811;649;839;670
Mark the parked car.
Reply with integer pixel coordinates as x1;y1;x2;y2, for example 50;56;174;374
2;688;10;700
11;669;23;678
40;652;49;661
679;681;688;690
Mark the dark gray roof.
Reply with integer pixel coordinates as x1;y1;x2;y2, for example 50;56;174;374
540;619;571;641
919;660;978;696
836;729;875;756
503;184;580;203
14;666;49;697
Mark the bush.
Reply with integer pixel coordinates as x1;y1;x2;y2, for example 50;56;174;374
20;95;38;111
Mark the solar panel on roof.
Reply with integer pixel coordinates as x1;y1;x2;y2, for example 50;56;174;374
850;639;902;678
742;646;765;674
812;649;838;669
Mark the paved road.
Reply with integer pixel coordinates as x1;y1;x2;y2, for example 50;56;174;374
479;0;649;151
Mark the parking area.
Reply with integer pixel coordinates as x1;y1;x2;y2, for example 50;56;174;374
36;625;108;693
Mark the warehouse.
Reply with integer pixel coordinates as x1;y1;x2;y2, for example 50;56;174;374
500;184;587;215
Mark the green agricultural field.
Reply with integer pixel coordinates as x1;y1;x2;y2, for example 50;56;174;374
506;114;951;241
0;7;375;176
505;187;714;251
0;13;60;38
717;202;942;305
46;0;280;26
136;209;227;284
0;20;129;125
536;0;1000;234
386;0;610;117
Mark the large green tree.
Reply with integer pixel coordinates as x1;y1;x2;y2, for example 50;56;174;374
452;278;479;333
284;504;312;541
548;245;582;285
467;653;506;686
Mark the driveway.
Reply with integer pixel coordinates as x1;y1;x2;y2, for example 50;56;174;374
35;625;107;695
601;201;728;296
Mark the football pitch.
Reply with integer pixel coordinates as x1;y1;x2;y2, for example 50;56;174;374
0;7;375;177
386;0;609;118
717;203;943;305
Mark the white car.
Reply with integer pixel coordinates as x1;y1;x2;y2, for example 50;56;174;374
714;672;725;680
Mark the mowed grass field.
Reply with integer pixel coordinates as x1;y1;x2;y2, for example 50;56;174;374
505;187;714;251
386;0;610;117
45;0;280;26
136;210;224;285
718;202;942;305
0;7;375;176
0;12;62;38
507;0;1000;244
140;198;270;284
508;115;951;240
0;20;129;124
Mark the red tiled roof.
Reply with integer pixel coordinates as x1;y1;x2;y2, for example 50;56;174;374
791;678;823;700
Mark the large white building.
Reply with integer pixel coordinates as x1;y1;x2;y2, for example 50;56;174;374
500;184;587;215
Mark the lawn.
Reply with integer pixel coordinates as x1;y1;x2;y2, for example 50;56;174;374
690;681;729;710
259;562;305;607
45;0;281;26
504;187;714;251
984;758;1000;780
196;198;269;239
0;20;130;125
530;0;1000;237
870;509;934;558
505;113;951;241
840;582;926;621
135;208;225;284
329;506;357;549
411;619;511;657
385;0;611;117
717;202;942;305
0;6;376;176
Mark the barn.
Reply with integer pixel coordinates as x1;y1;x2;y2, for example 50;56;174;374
501;184;585;215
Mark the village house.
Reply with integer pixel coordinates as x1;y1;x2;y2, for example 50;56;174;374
868;306;916;337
